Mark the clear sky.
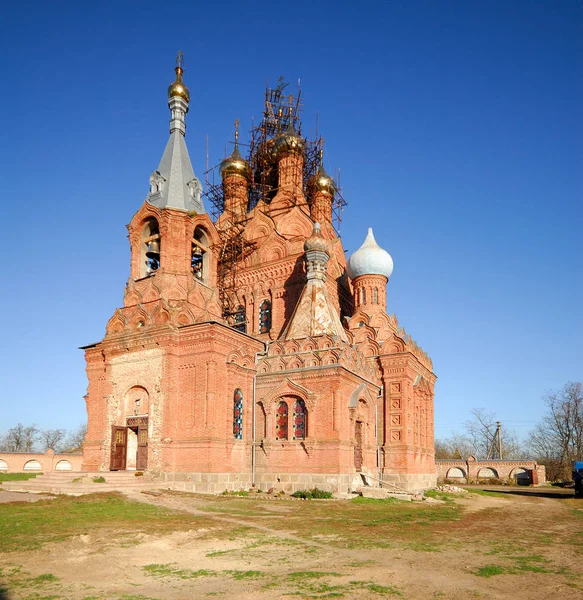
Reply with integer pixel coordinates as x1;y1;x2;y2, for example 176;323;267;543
0;1;581;443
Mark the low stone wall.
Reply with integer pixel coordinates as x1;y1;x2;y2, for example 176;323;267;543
162;471;357;494
161;470;437;494
0;449;83;473
436;458;546;484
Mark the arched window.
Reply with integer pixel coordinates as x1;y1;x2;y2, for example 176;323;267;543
275;401;288;440
233;389;243;439
142;218;160;278
259;300;272;334
233;305;246;333
373;287;378;304
292;400;307;440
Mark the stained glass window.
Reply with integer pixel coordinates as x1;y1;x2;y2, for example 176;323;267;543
276;401;288;440
293;400;307;440
259;300;272;334
233;389;243;439
233;306;246;333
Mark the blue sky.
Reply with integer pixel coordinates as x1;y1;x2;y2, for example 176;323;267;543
0;1;581;442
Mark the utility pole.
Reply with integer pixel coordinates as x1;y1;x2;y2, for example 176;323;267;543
486;421;503;460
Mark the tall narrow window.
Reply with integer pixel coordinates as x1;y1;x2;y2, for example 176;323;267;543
373;287;378;304
259;299;272;334
292;400;307;440
233;305;246;333
233;389;243;439
275;401;288;440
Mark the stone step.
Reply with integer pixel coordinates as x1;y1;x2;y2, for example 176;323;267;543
361;487;413;501
31;474;151;482
1;480;169;495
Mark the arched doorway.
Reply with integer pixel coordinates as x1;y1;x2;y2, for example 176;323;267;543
111;386;150;471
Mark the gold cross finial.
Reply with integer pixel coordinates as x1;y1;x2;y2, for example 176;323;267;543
234;118;240;142
176;50;184;69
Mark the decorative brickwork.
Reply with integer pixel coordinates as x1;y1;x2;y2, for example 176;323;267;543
81;68;437;492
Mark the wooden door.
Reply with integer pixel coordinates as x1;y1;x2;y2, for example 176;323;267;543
136;425;148;470
110;426;127;471
354;421;363;471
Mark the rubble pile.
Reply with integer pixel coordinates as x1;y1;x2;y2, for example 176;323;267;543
436;484;468;494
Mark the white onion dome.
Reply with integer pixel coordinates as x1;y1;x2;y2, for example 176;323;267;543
346;228;393;280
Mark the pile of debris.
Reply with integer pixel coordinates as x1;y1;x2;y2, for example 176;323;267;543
435;484;468;494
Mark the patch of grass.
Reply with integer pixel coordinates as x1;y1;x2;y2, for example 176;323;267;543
144;564;266;581
143;564;217;579
221;489;249;496
345;560;378;567
407;542;441;552
291;488;333;499
424;489;466;505
92;476;106;483
474;565;506;577
0;472;40;482
0;493;216;552
466;489;507;498
206;549;232;557
224;570;265;580
30;573;60;585
475;555;553;578
287;571;342;580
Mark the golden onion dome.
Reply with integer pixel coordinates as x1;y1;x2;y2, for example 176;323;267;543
309;163;336;194
168;66;190;102
220;143;251;181
304;222;329;254
273;121;304;159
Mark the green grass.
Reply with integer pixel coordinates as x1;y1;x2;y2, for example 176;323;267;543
287;571;343;580
466;489;508;498
144;563;217;579
0;472;39;482
0;493;218;552
474;565;506;577
291;488;334;499
144;563;267;581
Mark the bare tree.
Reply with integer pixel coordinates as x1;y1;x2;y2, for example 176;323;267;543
436;410;523;460
39;428;68;452
527;382;583;480
65;424;87;452
0;423;39;452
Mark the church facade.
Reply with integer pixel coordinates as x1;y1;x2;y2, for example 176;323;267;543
81;60;437;493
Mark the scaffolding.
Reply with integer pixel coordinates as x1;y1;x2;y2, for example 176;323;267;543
203;79;347;324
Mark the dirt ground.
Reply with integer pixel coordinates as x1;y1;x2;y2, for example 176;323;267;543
0;487;582;600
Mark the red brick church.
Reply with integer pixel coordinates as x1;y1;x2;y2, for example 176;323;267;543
81;58;436;493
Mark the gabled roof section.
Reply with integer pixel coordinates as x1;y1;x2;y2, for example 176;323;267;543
282;277;348;342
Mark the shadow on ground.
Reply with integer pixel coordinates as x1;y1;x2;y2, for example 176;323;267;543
463;485;576;500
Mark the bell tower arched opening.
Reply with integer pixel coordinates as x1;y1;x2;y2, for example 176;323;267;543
141;218;161;278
